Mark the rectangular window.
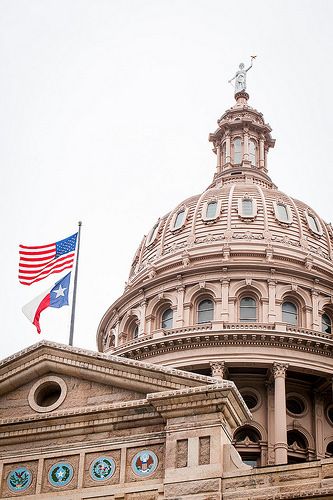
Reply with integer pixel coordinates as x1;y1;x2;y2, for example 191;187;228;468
174;210;185;229
242;199;253;216
206;201;218;219
277;203;289;222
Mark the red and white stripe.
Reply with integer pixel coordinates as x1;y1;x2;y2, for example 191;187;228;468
19;243;75;286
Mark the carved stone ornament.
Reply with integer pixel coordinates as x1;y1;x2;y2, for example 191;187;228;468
272;362;289;378
210;361;226;380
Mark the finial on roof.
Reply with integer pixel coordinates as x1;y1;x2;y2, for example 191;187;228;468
228;56;256;99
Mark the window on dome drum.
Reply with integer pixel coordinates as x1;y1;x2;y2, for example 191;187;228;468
307;213;320;233
249;140;256;166
277;203;289;222
162;308;173;329
174;210;185;230
222;142;226;165
240;297;257;322
287;430;309;464
206;201;218;219
146;222;159;245
197;299;214;323
241;392;258;410
322;313;332;334
133;325;139;339
233;138;242;164
242;198;253;217
282;301;298;325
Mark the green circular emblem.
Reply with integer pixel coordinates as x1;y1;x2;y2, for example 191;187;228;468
90;456;116;481
48;462;73;487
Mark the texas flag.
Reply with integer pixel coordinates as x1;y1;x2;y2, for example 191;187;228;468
22;273;71;333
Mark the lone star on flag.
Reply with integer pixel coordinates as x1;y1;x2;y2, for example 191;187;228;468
52;284;67;298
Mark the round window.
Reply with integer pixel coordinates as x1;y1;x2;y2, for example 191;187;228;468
242;393;258;410
28;376;67;413
239;388;261;412
286;395;306;416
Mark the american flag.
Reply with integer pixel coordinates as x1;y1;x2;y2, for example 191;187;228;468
19;233;78;285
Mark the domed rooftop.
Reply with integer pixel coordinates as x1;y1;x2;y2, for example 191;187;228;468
97;82;333;365
125;93;333;290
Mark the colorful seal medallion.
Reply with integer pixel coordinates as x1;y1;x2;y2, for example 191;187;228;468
7;467;32;493
48;462;73;487
131;450;158;477
90;456;116;481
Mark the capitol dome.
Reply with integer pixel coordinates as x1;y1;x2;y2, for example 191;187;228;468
97;90;333;467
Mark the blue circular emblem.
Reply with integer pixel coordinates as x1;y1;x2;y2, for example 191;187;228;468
131;450;158;477
48;462;73;487
7;467;32;493
90;456;116;481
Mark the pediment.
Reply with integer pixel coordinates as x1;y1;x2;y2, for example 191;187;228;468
0;341;214;411
0;371;145;421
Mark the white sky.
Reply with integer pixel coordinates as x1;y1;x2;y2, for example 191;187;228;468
1;0;332;359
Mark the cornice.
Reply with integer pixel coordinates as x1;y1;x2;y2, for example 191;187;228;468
0;341;214;395
112;327;333;366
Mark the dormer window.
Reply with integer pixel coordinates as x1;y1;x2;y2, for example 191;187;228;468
145;220;160;246
249;140;256;166
206;201;217;219
305;211;323;236
170;207;188;231
202;199;221;222
238;196;257;219
242;198;253;216
233;138;242;164
273;201;293;224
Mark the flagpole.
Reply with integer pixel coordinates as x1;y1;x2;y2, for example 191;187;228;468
69;221;82;346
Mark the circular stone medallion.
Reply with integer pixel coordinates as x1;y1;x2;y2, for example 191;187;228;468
7;467;32;493
131;450;158;477
90;456;116;481
48;462;73;487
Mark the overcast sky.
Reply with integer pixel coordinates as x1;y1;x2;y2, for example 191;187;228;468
1;0;332;359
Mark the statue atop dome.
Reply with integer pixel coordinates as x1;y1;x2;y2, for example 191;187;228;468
229;56;256;95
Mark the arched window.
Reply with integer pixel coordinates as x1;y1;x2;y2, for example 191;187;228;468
234;426;262;467
133;324;139;339
174;210;185;229
162;308;173;329
146;221;159;246
249;140;256;166
326;441;333;457
322;313;332;334
197;299;214;323
206;201;218;219
222;142;226;165
282;301;298;325
287;430;309;464
240;297;257;322
233;138;242;164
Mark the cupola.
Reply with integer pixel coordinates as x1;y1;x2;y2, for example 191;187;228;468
208;64;275;187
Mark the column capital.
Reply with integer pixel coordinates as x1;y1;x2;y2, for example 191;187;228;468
272;362;289;379
210;361;227;381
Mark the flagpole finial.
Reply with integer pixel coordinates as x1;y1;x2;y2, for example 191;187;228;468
78;221;82;226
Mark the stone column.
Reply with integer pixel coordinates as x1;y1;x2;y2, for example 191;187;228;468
268;279;276;323
272;362;288;464
220;276;230;322
176;286;185;327
314;391;325;459
311;288;319;330
225;132;231;164
216;144;221;173
259;135;265;169
210;361;226;382
139;300;147;336
243;128;249;162
114;321;120;347
266;382;275;465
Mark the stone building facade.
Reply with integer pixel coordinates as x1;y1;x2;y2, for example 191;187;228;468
2;90;333;499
